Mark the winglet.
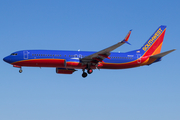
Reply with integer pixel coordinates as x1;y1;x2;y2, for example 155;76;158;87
124;29;132;41
123;40;131;45
122;30;132;45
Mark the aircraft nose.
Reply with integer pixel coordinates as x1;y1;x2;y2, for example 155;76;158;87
3;56;10;63
3;57;7;62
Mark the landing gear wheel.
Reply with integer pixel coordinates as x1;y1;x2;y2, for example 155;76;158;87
87;69;93;74
82;72;87;78
19;69;22;73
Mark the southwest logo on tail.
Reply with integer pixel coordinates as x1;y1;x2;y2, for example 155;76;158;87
141;25;166;56
3;25;175;78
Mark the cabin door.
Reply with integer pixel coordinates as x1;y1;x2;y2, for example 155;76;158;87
137;54;141;64
23;51;29;59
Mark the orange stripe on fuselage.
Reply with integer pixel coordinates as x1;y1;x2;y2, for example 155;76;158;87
141;42;163;65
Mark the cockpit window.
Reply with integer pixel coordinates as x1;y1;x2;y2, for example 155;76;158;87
11;53;18;56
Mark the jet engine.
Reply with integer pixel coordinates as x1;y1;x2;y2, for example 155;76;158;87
56;68;76;74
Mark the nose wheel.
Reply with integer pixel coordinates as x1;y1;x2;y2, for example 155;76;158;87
19;68;22;73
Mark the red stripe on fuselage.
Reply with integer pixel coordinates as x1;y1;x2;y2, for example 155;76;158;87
12;57;150;69
12;59;65;67
101;56;149;69
12;59;88;69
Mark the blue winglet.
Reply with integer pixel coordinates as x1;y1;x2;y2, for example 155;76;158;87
125;41;131;45
122;39;131;45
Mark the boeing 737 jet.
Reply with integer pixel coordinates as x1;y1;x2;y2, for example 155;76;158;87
3;25;175;78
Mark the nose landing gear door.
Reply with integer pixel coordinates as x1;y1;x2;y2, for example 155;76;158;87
23;51;29;59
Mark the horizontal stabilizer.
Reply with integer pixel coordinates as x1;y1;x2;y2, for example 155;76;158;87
150;49;176;58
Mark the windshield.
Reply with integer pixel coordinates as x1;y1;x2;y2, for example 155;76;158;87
11;53;18;56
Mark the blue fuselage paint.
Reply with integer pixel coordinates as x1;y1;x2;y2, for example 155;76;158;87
3;50;139;65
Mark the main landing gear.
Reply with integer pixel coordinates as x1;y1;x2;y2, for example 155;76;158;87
82;72;87;78
82;68;93;78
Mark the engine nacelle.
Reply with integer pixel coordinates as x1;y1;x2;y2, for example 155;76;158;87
56;68;76;74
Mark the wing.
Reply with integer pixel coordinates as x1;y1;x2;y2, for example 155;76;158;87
81;30;132;64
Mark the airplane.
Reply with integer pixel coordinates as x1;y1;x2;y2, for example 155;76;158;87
3;25;175;78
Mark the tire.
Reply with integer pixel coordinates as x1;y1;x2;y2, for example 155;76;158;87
82;72;87;78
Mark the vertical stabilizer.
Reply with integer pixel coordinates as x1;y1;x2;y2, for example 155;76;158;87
141;25;166;56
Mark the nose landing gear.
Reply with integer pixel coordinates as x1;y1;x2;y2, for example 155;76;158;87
19;68;23;73
13;65;22;73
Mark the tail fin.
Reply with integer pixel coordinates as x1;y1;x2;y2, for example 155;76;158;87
140;25;166;56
